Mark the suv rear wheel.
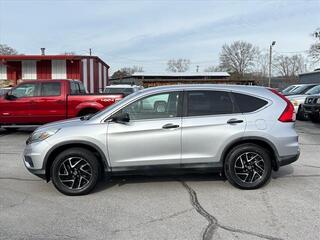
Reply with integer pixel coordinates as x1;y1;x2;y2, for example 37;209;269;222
224;144;272;189
51;148;100;196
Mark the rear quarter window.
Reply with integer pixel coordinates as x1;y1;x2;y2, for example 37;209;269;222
232;92;268;113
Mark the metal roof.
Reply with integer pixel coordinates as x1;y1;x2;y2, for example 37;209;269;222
131;72;230;77
299;70;320;76
0;55;110;68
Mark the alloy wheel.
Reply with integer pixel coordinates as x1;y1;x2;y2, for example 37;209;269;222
58;157;92;190
234;152;265;183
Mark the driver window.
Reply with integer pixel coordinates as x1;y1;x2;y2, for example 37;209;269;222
120;92;181;120
10;83;39;98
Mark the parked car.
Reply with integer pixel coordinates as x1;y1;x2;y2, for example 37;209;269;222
23;84;299;195
104;84;143;97
0;87;12;96
301;94;320;123
284;84;318;96
287;85;320;120
0;80;123;129
281;84;302;95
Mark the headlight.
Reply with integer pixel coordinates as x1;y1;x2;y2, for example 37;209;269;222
27;129;60;144
317;98;320;104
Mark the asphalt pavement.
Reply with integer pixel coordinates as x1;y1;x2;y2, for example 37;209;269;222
0;121;319;240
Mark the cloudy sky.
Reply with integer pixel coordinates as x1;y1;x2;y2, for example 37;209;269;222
0;0;319;73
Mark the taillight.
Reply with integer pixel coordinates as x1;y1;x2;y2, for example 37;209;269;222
269;89;295;122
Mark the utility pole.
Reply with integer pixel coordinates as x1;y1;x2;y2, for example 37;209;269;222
89;48;92;56
196;65;199;72
268;41;276;87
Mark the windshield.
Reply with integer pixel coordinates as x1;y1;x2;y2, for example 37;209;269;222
305;85;320;95
282;85;297;94
289;85;316;95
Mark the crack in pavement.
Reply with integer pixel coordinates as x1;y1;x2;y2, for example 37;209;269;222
180;181;284;240
9;195;28;208
180;181;218;240
0;177;41;182
111;208;193;235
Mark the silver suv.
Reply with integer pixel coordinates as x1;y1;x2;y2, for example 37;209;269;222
23;85;299;195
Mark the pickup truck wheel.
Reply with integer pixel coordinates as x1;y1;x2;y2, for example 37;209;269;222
51;148;100;196
224;144;272;190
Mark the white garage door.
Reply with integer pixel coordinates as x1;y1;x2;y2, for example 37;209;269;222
22;60;37;80
52;60;66;79
0;64;7;80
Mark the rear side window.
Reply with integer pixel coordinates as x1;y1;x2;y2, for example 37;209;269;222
41;82;61;96
70;81;79;95
232;92;268;113
186;91;235;116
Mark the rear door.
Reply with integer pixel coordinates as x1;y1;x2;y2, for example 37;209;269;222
181;90;246;164
31;82;66;123
0;82;40;124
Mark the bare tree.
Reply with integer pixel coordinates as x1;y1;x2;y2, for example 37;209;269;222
111;65;143;79
273;54;305;78
309;28;320;63
219;41;260;75
62;51;76;55
252;53;269;85
167;59;190;72
0;44;18;55
204;65;222;72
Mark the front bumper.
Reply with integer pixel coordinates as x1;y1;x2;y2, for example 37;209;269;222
302;104;320;115
23;140;51;179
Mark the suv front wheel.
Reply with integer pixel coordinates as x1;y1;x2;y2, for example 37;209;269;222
51;148;100;196
224;144;272;189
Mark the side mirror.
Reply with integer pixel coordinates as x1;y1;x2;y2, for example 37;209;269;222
5;92;17;100
112;112;130;123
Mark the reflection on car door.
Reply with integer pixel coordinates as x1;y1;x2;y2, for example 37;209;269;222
107;91;182;167
181;90;246;164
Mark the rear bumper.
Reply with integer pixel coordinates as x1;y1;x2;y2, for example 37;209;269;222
278;151;300;167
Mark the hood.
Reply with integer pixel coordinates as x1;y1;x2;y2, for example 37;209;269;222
35;117;83;132
286;95;307;100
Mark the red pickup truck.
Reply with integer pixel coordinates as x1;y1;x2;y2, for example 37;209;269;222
0;79;123;128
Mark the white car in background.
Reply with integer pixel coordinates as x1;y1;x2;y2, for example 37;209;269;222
287;85;320;120
104;84;143;97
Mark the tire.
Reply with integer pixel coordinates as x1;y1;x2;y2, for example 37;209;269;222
296;106;308;121
51;148;100;196
224;143;272;190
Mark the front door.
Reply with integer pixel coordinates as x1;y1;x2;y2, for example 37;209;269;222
0;82;40;124
107;91;182;167
181;90;246;164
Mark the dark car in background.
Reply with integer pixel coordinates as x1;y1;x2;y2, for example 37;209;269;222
284;84;318;96
301;95;320;123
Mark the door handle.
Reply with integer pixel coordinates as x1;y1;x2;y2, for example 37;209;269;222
227;119;244;124
162;123;180;129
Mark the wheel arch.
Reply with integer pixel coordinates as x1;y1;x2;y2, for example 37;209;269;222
220;137;280;171
44;140;110;182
